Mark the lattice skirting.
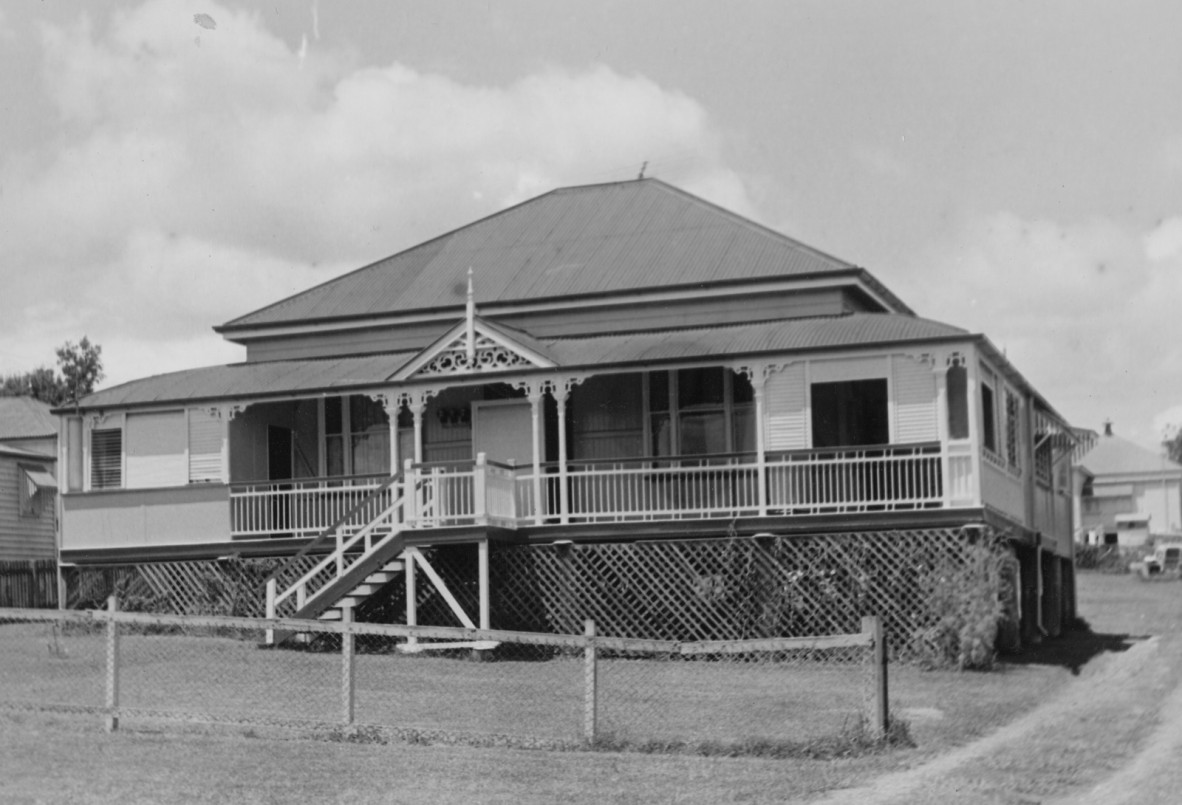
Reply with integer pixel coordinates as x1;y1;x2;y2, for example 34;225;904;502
61;557;290;618
63;528;1023;656
363;528;1020;657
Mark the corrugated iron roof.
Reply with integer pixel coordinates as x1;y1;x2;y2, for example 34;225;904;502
221;179;862;331
0;397;57;440
75;351;418;409
1079;434;1182;477
73;314;968;410
544;314;966;366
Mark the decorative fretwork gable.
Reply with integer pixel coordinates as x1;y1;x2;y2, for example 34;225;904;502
391;317;557;381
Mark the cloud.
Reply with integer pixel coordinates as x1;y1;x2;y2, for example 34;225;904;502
1;0;748;387
897;212;1182;447
852;145;910;180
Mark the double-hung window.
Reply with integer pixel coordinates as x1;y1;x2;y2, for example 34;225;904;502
648;368;754;457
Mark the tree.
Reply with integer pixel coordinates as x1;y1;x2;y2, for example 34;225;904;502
0;337;103;407
0;366;68;405
1166;427;1182;465
56;336;104;407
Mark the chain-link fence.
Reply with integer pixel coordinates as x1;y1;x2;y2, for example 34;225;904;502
1;602;888;754
60;528;1012;661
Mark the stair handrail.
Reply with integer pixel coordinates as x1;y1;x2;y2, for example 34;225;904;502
264;471;405;587
273;494;407;612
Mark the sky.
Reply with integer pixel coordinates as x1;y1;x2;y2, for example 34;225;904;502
2;0;1181;448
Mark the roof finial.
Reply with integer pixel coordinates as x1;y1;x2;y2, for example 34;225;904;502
1103;419;1113;437
638;161;647;180
465;267;476;362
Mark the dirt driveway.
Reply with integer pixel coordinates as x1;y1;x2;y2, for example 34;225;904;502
815;573;1182;805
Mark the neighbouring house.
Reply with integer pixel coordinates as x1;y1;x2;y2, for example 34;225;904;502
0;397;59;606
54;179;1084;651
1074;421;1182;547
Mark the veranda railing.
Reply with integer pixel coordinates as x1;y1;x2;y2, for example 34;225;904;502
236;443;945;539
230;473;388;538
515;443;944;523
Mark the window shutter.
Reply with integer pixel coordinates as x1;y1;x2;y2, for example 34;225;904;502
893;356;937;443
91;428;123;489
125;411;186;488
188;410;224;483
765;364;808;450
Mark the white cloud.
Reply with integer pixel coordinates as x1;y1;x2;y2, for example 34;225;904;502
897;211;1182;448
1;0;748;388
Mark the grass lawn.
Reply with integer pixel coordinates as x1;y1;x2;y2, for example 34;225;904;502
2;570;1175;803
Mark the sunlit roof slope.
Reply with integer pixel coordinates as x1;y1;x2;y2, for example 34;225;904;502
219;178;890;331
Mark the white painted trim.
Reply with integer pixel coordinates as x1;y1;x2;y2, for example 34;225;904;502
390;318;556;382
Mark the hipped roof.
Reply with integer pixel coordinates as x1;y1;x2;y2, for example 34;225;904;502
0;397;57;440
72;313;967;411
219;179;907;333
1080;433;1182;478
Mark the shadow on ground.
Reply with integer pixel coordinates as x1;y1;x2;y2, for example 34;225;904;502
1002;624;1144;675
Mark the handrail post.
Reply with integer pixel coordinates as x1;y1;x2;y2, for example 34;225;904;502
861;615;888;740
403;458;417;527
474;452;488;524
105;594;120;733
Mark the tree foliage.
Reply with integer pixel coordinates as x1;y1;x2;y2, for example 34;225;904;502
56;336;104;407
1166;429;1182;465
0;337;104;407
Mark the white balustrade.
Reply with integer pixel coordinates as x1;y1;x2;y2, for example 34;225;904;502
765;443;942;514
248;443;946;547
229;474;388;538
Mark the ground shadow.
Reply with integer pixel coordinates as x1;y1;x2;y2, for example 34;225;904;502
1002;623;1145;675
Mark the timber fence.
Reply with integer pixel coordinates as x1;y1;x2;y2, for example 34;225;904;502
0;600;889;754
0;560;57;608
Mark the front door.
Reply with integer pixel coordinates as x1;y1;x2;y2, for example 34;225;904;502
268;426;293;535
471;400;533;466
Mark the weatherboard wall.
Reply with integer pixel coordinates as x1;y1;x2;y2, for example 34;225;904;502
0;454;57;561
240;287;857;363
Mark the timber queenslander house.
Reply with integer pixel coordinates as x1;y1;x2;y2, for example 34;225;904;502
54;179;1084;653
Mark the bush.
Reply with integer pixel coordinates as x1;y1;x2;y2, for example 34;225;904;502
1074;543;1153;574
909;532;1014;670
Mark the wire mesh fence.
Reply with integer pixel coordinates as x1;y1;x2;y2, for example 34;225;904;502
60;527;1008;661
0;602;888;754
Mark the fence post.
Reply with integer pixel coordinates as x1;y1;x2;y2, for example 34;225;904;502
341;605;355;726
861;615;888;740
264;577;276;646
583;619;597;743
105;594;120;733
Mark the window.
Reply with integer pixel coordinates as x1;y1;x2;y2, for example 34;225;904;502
324;395;390;476
980;380;997;454
1034;438;1053;486
570;373;644;459
810;379;889;448
188;409;224;483
1004;390;1021;470
946;363;969;440
91;427;123;489
19;464;55;518
648;368;754;457
350;395;390;475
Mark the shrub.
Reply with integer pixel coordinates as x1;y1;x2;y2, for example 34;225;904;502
909;531;1014;670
